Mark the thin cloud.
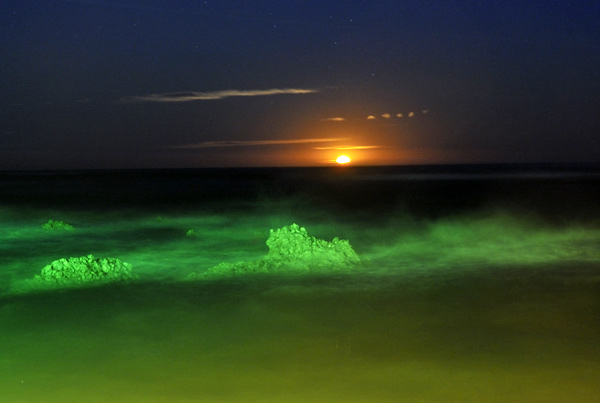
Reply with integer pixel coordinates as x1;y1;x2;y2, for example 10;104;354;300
313;145;383;150
167;137;350;149
326;109;431;121
120;88;319;103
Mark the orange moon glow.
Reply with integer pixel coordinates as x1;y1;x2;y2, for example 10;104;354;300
336;155;351;164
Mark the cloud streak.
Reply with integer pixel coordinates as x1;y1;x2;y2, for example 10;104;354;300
167;137;350;149
321;110;431;122
120;88;319;103
321;117;346;121
313;145;383;150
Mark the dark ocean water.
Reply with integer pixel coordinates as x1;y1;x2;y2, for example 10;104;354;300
1;164;600;402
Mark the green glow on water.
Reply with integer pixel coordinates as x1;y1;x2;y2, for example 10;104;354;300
366;213;600;271
3;206;599;288
1;201;600;401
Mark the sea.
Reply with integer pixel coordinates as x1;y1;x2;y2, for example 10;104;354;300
1;164;600;402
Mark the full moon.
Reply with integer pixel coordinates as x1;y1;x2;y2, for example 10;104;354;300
336;155;351;164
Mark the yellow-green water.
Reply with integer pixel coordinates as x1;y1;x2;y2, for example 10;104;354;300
2;265;600;402
1;167;600;401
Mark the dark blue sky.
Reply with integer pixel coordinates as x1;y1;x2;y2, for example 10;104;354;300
2;0;599;169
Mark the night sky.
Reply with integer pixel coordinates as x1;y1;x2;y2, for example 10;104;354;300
2;0;599;169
